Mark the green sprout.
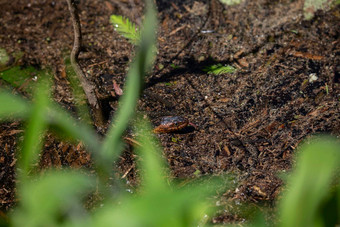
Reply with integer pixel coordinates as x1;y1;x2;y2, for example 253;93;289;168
203;63;236;75
110;15;141;44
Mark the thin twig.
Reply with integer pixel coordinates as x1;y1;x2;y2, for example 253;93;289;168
121;163;135;179
66;0;105;128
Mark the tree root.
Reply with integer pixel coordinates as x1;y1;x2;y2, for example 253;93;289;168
66;0;105;129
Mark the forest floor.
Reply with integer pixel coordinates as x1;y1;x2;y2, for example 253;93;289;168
0;0;339;224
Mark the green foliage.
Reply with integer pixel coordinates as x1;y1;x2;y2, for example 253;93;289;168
203;63;236;75
19;77;50;176
278;137;340;227
110;15;141;45
91;184;213;227
0;91;29;119
101;2;157;176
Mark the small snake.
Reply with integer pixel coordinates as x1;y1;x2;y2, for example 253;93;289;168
153;116;191;133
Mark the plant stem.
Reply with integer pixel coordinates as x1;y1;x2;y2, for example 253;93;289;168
66;0;105;129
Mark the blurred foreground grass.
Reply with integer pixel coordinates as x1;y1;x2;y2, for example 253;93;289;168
0;0;339;226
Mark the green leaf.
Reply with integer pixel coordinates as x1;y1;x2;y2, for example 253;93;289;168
0;91;30;120
110;15;141;45
19;76;50;176
92;188;212;227
101;0;157;176
170;63;179;69
12;170;94;227
203;64;236;75
279;136;340;227
135;118;168;192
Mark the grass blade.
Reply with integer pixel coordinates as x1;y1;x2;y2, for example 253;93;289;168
100;0;157;176
19;76;50;176
135;117;168;192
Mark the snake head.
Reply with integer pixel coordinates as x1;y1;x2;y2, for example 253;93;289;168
153;116;190;133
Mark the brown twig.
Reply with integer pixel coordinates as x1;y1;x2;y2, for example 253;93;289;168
121;163;135;179
66;0;105;128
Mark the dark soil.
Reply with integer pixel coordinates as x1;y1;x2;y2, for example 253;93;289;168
0;0;339;224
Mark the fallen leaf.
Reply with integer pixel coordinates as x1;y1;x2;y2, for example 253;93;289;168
104;1;113;12
223;146;231;156
113;80;123;96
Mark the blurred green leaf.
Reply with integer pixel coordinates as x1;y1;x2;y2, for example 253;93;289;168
12;170;94;227
101;0;157;176
279;136;340;227
318;187;339;227
19;76;50;175
92;189;211;227
243;212;268;227
0;91;30;120
135;118;168;192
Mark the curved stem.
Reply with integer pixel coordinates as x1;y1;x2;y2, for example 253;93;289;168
66;0;105;129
